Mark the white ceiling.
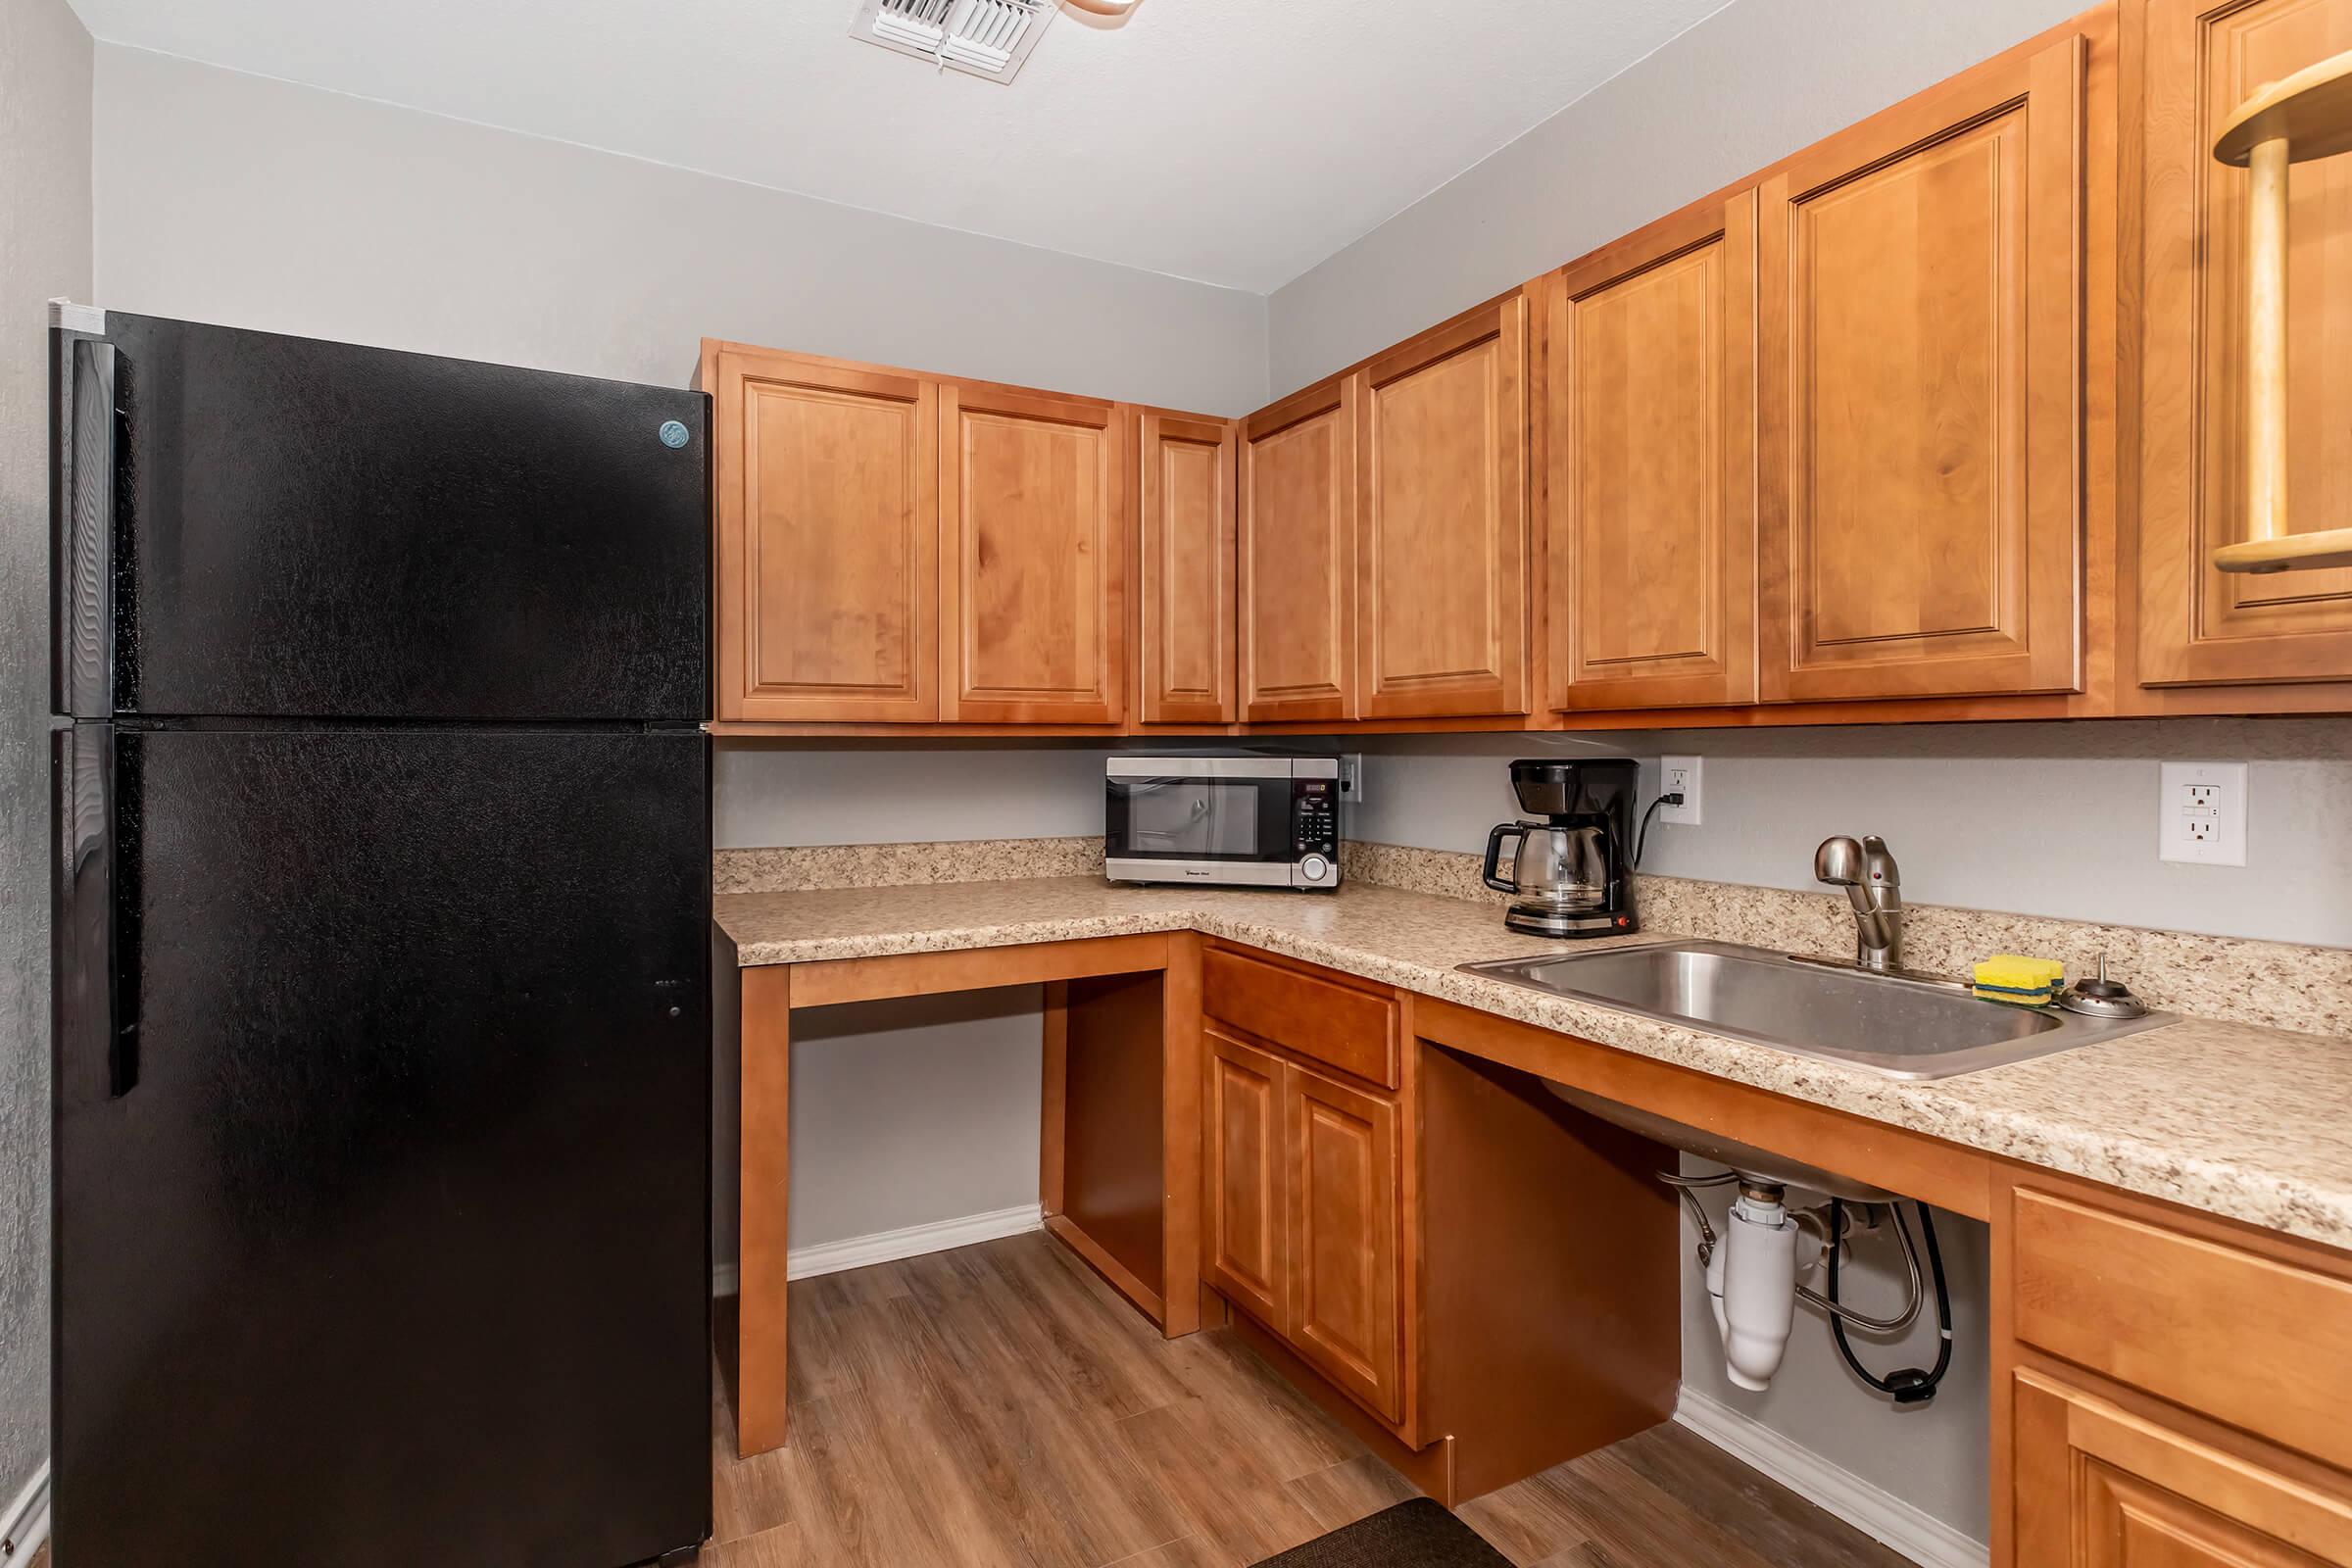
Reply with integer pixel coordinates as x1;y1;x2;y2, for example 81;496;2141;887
67;0;1735;293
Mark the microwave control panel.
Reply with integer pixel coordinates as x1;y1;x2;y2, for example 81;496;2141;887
1292;778;1339;858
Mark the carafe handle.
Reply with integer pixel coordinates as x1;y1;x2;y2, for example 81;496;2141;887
1482;823;1527;893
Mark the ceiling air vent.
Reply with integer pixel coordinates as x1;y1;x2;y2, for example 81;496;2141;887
851;0;1056;81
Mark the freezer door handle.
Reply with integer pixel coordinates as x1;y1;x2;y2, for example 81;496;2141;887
56;725;138;1098
53;337;119;720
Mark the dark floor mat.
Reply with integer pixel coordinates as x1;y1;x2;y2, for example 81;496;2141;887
1250;1497;1513;1567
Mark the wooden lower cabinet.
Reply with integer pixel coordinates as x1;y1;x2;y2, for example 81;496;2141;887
1203;1026;1289;1331
2001;1176;2352;1567
1201;953;1410;1433
1200;948;1683;1504
2012;1371;2352;1566
1286;1063;1403;1423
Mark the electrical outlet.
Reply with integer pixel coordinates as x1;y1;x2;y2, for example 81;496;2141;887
2159;761;2247;866
1657;755;1702;826
1337;754;1364;808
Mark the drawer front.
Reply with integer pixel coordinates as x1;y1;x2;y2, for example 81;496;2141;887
1203;947;1397;1089
2012;1188;2352;1473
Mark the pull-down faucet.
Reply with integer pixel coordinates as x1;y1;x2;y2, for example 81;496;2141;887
1815;835;1904;972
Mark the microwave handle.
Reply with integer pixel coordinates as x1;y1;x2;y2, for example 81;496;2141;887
1482;823;1527;894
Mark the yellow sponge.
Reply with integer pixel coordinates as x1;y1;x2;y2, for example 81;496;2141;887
1973;955;2066;1005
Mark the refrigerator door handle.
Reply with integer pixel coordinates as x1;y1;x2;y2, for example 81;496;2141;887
56;725;138;1098
54;337;120;720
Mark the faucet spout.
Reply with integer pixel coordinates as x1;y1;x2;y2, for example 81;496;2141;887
1816;834;1904;970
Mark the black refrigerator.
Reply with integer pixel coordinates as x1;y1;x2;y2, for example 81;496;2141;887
48;309;712;1567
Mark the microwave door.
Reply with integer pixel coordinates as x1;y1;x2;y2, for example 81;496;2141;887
1123;778;1262;859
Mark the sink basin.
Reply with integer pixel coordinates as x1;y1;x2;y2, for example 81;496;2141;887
1458;939;2174;1081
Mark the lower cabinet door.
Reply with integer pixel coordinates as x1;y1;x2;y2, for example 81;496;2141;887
2012;1370;2352;1566
1285;1063;1403;1424
1203;1028;1288;1332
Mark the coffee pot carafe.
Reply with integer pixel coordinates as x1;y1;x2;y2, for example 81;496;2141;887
1481;759;1641;938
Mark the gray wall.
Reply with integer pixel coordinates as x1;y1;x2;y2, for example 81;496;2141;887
715;742;1115;850
1352;721;2352;950
1266;0;2085;395
92;47;1267;416
86;45;1266;1281
0;0;91;1511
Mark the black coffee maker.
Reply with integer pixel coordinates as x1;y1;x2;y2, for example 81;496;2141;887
1481;759;1641;938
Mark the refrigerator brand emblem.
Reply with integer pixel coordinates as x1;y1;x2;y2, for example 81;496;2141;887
658;419;690;450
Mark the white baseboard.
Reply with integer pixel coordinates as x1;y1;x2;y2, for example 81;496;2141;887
712;1201;1045;1296
2;1461;49;1563
1675;1389;1988;1568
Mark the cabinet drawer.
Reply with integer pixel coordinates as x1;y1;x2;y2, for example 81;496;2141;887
2012;1187;2352;1472
1203;948;1397;1090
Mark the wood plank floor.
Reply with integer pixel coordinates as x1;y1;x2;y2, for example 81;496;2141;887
709;1232;1919;1568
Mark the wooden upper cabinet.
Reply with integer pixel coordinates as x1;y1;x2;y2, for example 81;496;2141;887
1241;378;1359;723
2011;1371;2352;1568
1357;296;1531;718
1203;1028;1288;1332
2140;0;2352;686
1757;34;2085;703
1550;194;1759;710
1285;1062;1403;1424
939;382;1126;724
1135;410;1238;724
708;344;938;723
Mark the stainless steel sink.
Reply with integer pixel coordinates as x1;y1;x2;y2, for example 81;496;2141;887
1458;939;2175;1080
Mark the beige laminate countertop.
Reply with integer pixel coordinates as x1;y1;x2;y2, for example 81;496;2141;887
713;876;2352;1252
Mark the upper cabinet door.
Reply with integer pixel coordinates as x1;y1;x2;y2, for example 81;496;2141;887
711;346;938;723
939;383;1126;725
1758;35;2085;702
1241;379;1359;723
2140;0;2352;687
1551;195;1759;710
1357;298;1531;719
1135;411;1239;724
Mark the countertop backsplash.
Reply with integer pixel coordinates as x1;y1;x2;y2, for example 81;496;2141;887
710;835;2349;1038
1342;842;2351;1039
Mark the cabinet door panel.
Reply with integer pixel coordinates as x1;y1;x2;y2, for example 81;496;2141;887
2140;0;2352;685
712;348;937;722
1241;380;1357;723
2012;1371;2352;1567
1759;35;2083;701
1285;1064;1402;1424
941;384;1125;724
1553;194;1759;710
1137;412;1238;724
1203;1028;1287;1331
1358;299;1530;718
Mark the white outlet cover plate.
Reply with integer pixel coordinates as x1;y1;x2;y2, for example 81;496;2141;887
1658;755;1701;826
1338;754;1364;808
2159;760;2247;866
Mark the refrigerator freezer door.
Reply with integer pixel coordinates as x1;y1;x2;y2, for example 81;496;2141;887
54;726;710;1568
55;313;708;722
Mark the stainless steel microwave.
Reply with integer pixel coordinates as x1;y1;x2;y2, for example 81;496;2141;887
1104;757;1341;890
